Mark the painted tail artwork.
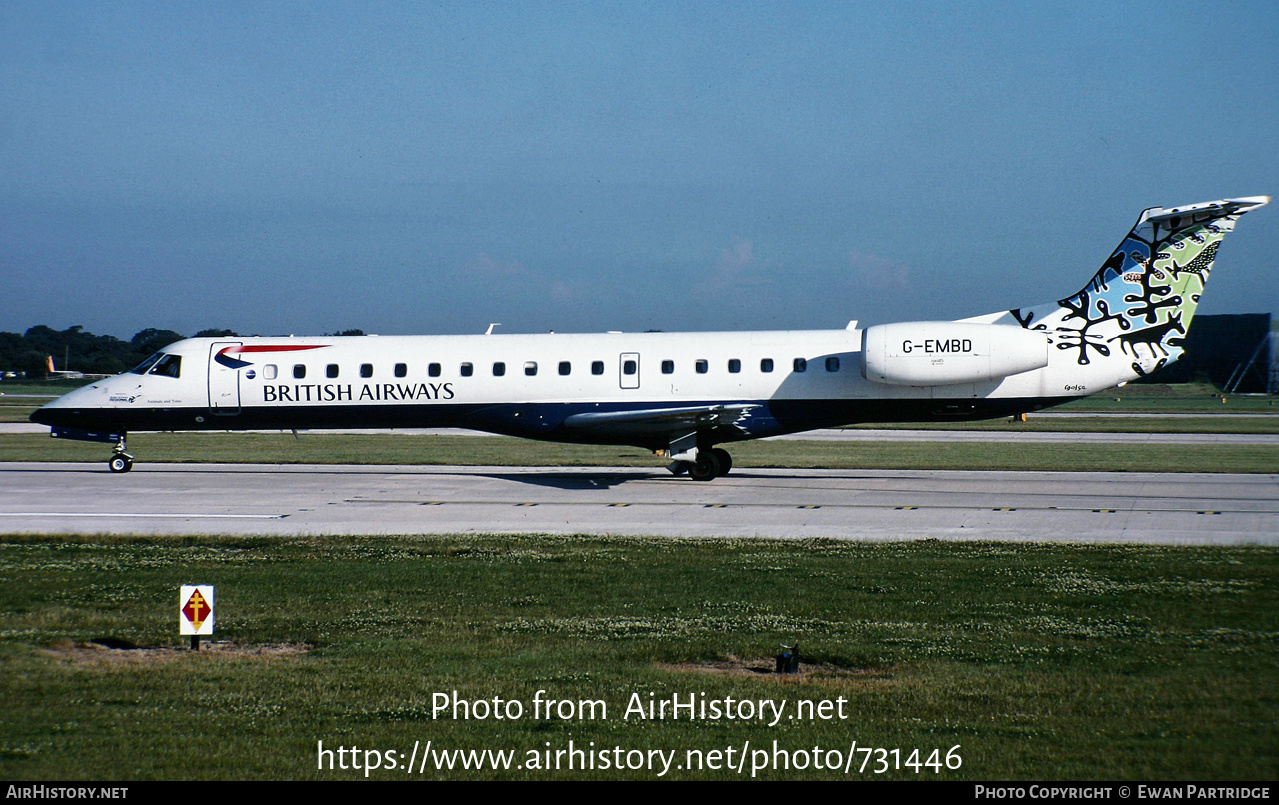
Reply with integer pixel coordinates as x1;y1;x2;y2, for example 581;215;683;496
994;196;1269;389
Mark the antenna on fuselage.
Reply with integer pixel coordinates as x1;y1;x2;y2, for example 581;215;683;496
485;323;500;335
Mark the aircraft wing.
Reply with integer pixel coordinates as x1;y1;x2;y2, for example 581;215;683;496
562;403;762;433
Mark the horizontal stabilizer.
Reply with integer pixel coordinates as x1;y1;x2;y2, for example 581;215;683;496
1139;196;1269;225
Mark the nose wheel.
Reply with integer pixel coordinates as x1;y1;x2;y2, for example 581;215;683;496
108;434;134;473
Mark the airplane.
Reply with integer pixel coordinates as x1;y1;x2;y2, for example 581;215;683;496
30;196;1269;479
44;356;110;381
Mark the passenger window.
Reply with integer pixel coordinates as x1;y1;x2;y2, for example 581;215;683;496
622;359;637;375
493;362;506;376
149;354;182;378
661;360;674;374
793;358;807;373
558;361;571;376
728;359;741;373
826;356;840;372
525;361;537;376
395;363;408;378
460;362;474;377
695;360;708;374
591;361;604;375
294;364;306;379
761;358;774;373
263;364;277;380
360;364;373;378
429;363;441;377
326;364;339;379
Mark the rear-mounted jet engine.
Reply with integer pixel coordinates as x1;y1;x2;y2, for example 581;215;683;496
861;322;1050;386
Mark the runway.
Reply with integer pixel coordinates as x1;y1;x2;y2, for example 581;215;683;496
2;462;1276;544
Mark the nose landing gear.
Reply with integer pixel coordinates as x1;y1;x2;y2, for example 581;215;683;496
108;434;134;473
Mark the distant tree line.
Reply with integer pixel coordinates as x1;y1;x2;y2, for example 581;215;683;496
0;325;364;378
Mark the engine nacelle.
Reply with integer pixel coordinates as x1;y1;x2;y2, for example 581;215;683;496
861;322;1049;386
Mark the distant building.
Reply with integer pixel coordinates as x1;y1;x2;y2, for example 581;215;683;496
1269;318;1279;394
1146;313;1273;392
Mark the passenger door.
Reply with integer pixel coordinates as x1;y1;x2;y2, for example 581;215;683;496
619;352;640;390
208;341;243;415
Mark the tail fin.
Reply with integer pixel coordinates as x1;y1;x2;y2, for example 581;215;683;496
1012;196;1269;375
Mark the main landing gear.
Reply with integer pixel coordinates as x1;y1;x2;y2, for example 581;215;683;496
674;447;733;482
108;434;134;473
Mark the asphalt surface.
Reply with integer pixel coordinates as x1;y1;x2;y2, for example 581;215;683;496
2;462;1275;544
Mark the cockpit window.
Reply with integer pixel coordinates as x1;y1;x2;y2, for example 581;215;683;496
130;352;164;375
148;354;182;378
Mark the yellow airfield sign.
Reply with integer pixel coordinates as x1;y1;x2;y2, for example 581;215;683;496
180;585;214;636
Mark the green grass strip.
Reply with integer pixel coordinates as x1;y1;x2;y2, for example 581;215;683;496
0;535;1274;780
2;432;1276;474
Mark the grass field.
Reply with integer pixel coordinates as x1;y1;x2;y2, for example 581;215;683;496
854;417;1279;434
2;382;1278;473
5;381;1277;425
1;430;1277;474
1056;383;1278;414
0;535;1275;780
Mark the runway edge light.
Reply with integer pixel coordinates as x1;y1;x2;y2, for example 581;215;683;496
180;585;214;651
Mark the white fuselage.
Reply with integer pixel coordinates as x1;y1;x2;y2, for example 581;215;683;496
32;326;1078;451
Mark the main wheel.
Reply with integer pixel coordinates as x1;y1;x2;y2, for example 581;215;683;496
710;448;732;475
108;455;133;473
688;451;721;482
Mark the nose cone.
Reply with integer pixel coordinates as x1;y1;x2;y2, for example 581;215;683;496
30;399;80;428
29;404;82;428
28;405;56;426
29;384;114;430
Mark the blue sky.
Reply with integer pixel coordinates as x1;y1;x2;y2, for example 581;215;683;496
2;1;1276;338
